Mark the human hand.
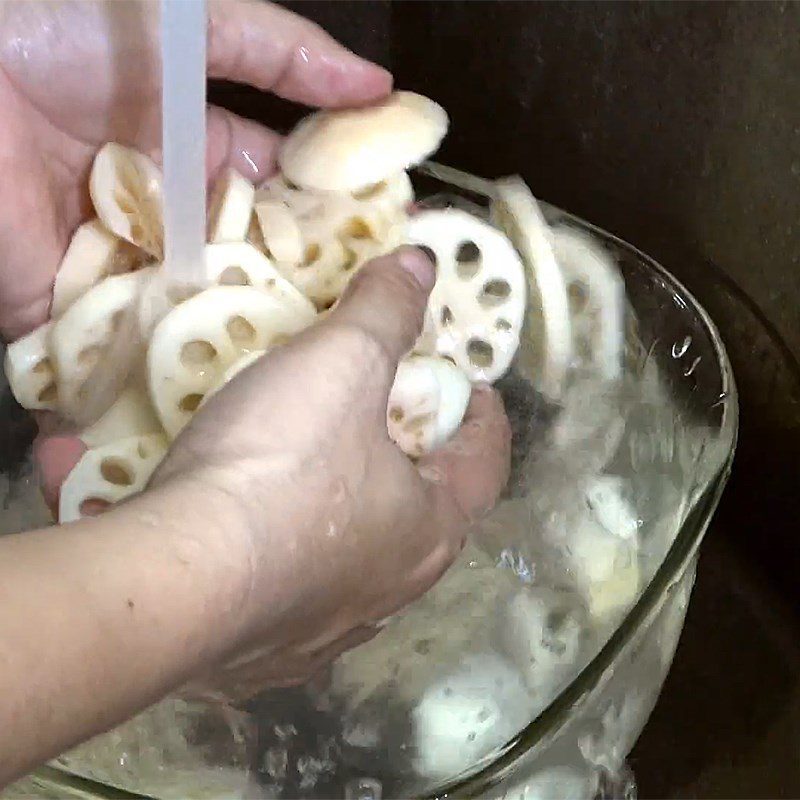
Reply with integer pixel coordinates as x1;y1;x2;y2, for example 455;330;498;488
146;248;510;698
0;0;390;340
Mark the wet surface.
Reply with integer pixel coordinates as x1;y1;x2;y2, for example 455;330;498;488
153;2;800;795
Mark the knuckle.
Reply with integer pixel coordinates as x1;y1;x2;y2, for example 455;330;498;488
325;322;394;382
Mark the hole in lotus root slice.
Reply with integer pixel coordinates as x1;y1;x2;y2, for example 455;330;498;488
219;266;251;286
179;393;204;413
405;208;526;383
351;181;388;201
467;338;494;369
180;340;218;367
99;457;135;486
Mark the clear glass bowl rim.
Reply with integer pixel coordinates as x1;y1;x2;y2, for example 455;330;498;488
416;162;739;799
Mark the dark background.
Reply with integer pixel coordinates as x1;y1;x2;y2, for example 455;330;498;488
211;3;800;796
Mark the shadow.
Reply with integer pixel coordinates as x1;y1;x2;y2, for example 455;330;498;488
632;530;800;798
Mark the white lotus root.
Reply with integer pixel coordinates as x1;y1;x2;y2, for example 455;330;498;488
203;242;315;318
387;356;471;457
492;177;573;400
136;242;315;341
405;209;527;383
254;200;303;266
80;386;163;449
584;475;640;540
254;172;411;308
89;143;163;258
4;323;57;410
50;269;153;418
147;286;315;437
208;168;255;244
566;516;640;620
51;220;144;318
201;349;267;407
59;434;168;524
551;225;625;381
279;91;448;192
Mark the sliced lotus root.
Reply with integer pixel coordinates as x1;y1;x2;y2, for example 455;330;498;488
201;350;267;407
257;172;412;245
80;386;163;448
279;91;447;192
387;356;471;457
52;220;146;318
492;177;572;400
300;235;399;310
51;269;154;419
58;434;168;524
204;241;315;318
551;225;625;381
207;168;255;244
567;518;640;620
4;323;58;410
254;199;303;266
89;143;163;258
405;209;526;383
137;243;316;342
584;475;640;540
148;285;315;437
254;174;409;308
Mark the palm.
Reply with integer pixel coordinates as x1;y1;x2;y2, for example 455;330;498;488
0;2;163;339
0;0;390;340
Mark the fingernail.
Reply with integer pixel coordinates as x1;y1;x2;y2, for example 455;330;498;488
397;245;436;291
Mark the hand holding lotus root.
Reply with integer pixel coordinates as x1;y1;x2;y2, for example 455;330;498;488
8;91;534;523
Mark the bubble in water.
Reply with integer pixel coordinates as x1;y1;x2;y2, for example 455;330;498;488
498;547;536;583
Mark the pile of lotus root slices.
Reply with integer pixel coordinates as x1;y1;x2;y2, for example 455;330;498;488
5;90;624;525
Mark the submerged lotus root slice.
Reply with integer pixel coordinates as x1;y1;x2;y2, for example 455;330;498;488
4;323;58;410
584;475;640;540
51;220;144;318
551;225;625;381
405;209;527;383
148;285;315;437
279;91;447;192
387;356;471;457
207;168;255;244
89;143;163;258
51;269;153;415
80;386;163;449
59;433;168;524
493;177;572;400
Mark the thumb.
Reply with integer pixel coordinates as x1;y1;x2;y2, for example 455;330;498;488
327;246;436;365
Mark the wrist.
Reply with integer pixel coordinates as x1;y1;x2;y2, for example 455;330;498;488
123;476;259;663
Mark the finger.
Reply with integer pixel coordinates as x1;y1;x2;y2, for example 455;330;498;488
146;106;283;187
328;246;435;365
33;434;86;517
208;0;392;108
418;384;512;522
205;105;283;185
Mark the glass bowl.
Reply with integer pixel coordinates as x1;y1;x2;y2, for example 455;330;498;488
1;164;737;800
